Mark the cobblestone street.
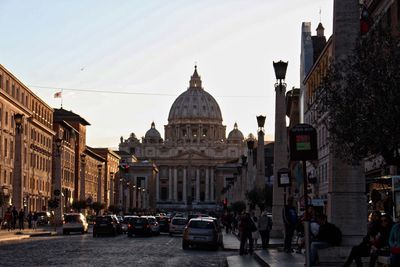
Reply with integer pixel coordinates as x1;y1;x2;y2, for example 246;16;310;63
0;233;235;267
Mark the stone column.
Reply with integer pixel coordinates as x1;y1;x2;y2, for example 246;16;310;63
329;0;367;245
118;178;123;208
132;185;137;209
168;167;172;201
109;172;114;206
97;165;102;203
210;168;214;201
183;168;187;204
156;172;160;202
12;117;23;210
205;167;210;201
196;168;200;202
271;79;287;238
256;116;266;188
173;167;178;201
80;154;86;201
125;185;130;213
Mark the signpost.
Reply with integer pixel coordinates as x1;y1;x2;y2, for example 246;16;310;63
289;124;318;267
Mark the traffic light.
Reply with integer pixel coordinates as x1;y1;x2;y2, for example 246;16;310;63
223;198;228;209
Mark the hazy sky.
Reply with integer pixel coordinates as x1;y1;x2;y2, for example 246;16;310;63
1;0;333;149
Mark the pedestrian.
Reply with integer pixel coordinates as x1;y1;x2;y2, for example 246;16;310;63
310;214;342;266
258;210;272;250
282;196;298;253
252;215;260;248
11;206;18;230
27;212;32;229
32;212;38;230
343;210;381;267
18;208;25;230
3;207;12;231
239;212;255;255
369;214;393;267
389;219;400;267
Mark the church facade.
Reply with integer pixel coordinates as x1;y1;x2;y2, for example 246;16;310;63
119;66;246;211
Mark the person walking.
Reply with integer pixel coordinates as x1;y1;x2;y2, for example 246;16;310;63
389;219;400;267
282;197;298;253
3;207;12;231
258;210;272;250
18;209;25;230
252;215;260;248
239;212;254;255
11;206;18;230
32;212;38;230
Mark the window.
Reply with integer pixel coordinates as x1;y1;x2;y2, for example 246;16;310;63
11;84;15;97
10;140;13;159
0;74;2;89
6;80;9;93
3;170;6;184
5;111;8;125
4;138;7;158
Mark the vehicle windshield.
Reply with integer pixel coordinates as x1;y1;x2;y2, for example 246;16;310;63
64;215;81;223
172;218;187;225
132;218;148;225
189;220;214;229
96;216;112;223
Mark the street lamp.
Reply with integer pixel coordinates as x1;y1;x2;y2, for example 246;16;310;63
54;136;63;226
97;164;103;204
256;115;266;129
271;60;289;242
12;113;24;210
14;113;24;133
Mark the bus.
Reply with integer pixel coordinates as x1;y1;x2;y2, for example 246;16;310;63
367;175;400;221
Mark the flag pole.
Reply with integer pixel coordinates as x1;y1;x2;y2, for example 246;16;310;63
61;89;63;108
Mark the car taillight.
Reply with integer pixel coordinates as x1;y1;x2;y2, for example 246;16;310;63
93;221;96;225
128;223;132;228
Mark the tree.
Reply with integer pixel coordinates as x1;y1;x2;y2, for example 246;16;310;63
72;200;87;212
91;202;105;215
315;25;400;167
231;201;246;214
246;187;266;210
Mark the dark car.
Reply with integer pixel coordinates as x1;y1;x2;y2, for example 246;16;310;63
36;211;51;225
127;217;152;237
93;215;121;237
156;216;170;233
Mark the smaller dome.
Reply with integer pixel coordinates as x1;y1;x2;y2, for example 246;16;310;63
227;123;244;141
145;122;161;140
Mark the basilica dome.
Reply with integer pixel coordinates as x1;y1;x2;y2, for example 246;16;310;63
145;122;162;140
168;66;223;124
227;123;244;141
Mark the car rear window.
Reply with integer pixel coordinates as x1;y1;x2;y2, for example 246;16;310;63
188;220;214;229
65;215;81;223
96;216;112;223
147;218;156;223
132;218;148;225
172;218;187;225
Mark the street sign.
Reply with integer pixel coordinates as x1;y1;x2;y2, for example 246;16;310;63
277;168;291;187
289;124;318;161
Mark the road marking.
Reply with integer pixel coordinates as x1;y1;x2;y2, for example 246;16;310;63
166;238;175;245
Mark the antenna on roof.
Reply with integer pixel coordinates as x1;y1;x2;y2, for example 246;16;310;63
319;7;322;23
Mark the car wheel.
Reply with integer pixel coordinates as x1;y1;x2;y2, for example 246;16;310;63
169;233;173;237
93;233;97;238
182;241;189;250
63;230;67;235
128;233;133;238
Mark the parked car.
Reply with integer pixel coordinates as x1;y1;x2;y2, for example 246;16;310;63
182;217;223;250
93;215;121;237
144;216;160;235
121;215;138;233
169;217;188;236
36;211;51;225
156;215;170;233
127;216;152;237
63;213;89;235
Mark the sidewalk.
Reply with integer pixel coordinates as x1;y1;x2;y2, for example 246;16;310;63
223;231;304;267
0;225;56;243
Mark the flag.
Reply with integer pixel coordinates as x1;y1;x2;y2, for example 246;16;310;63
54;91;62;98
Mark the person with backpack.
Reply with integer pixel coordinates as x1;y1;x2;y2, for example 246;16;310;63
258;210;272;250
283;196;298;253
311;214;342;266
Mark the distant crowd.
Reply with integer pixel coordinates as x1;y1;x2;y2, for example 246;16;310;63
2;206;41;231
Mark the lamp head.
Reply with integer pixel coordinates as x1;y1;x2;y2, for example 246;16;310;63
256;115;266;128
14;113;24;126
273;60;288;81
55;138;62;149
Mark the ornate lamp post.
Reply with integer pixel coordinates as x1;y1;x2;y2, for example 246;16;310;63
79;154;86;201
53;137;63;226
271;60;289;238
97;164;103;204
256;115;266;189
12;113;24;210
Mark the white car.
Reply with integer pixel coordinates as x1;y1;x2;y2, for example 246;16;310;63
63;213;89;235
169;217;188;236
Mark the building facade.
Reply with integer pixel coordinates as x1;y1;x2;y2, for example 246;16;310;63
0;64;55;214
119;66;246;211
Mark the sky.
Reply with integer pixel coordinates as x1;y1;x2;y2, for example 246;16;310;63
0;0;333;149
